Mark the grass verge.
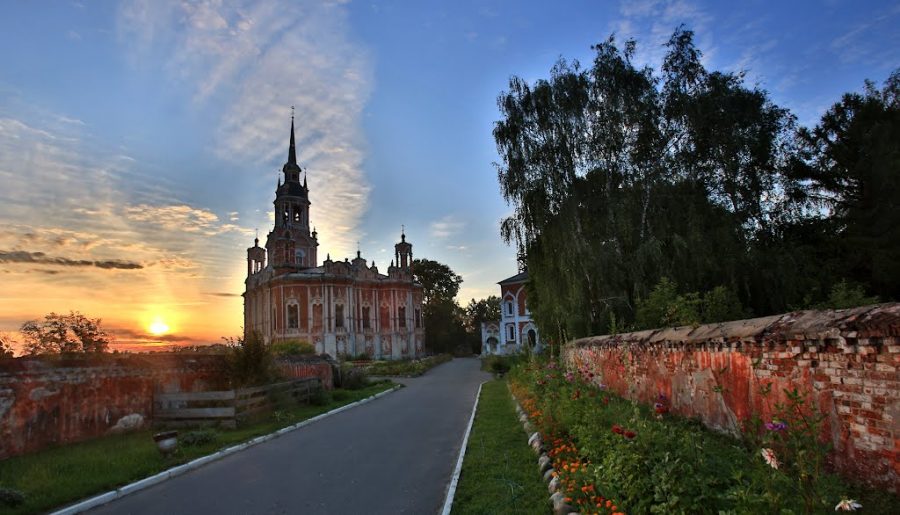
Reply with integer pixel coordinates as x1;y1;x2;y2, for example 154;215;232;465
0;380;395;515
451;380;547;515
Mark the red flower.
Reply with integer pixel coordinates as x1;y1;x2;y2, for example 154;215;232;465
624;430;636;439
612;424;624;435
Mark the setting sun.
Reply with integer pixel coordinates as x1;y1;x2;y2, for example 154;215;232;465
148;320;170;336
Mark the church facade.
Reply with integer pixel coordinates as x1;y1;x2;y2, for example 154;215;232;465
243;119;425;359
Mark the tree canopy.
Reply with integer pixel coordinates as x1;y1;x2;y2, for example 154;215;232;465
463;296;501;353
494;27;898;343
20;311;111;355
413;258;466;353
412;258;463;305
0;333;15;359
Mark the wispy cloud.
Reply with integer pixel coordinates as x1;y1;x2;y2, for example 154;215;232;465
117;0;373;257
0;250;143;270
430;215;465;239
611;0;714;67
829;4;900;66
125;204;249;236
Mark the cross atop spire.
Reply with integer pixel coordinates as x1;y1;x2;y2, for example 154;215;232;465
287;107;297;166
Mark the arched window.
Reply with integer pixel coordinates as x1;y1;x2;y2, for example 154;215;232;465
507;325;515;341
398;306;406;328
362;306;371;329
506;301;514;315
335;304;344;328
287;303;299;329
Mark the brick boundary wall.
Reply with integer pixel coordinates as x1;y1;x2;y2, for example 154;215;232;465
563;303;900;492
277;358;334;390
0;353;335;459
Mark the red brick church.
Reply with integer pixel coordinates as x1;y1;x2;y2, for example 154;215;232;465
243;118;425;359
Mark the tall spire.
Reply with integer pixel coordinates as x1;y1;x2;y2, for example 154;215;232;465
287;106;297;165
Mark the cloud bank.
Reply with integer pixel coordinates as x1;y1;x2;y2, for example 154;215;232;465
117;0;373;257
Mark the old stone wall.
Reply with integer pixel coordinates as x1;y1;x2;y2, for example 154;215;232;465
277;357;334;390
563;304;900;491
0;354;226;459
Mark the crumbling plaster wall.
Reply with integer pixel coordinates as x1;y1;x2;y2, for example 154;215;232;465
0;355;222;459
564;304;900;491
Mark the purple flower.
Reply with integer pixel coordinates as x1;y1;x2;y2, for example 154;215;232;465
598;383;607;390
564;372;575;382
765;420;788;432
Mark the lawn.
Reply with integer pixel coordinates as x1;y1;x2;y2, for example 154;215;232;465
0;381;396;515
451;380;548;515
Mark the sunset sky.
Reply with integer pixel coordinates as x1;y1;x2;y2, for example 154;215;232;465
0;1;897;352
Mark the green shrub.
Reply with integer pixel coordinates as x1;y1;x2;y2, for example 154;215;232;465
332;390;351;401
481;355;520;375
180;430;217;447
271;339;316;357
702;285;748;323
365;354;452;376
818;280;880;309
338;365;370;390
0;487;25;508
308;388;331;406
636;279;749;329
225;331;277;387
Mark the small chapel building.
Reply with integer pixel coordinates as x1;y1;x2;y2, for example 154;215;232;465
480;269;541;355
243;118;425;359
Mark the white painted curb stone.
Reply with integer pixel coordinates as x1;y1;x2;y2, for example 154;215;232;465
51;384;403;515
440;381;487;515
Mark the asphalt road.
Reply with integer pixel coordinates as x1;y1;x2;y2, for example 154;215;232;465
89;357;490;515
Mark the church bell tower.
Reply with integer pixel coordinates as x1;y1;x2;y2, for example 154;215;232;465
264;112;319;272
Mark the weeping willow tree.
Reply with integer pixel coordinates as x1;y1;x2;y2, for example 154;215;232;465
494;28;801;341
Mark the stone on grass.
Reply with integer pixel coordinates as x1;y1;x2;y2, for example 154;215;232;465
108;413;145;434
538;454;552;473
549;492;576;515
548;476;560;493
543;468;555;482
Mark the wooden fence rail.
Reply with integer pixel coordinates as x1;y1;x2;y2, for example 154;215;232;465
153;377;322;428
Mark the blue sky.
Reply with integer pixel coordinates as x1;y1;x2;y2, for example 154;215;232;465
0;0;897;346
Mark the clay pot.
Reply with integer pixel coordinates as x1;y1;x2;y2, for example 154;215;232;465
153;430;178;455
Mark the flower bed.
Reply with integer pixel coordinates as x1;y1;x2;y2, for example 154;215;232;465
510;359;897;514
357;354;452;377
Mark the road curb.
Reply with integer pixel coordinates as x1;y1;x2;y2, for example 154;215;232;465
440;380;487;515
51;384;403;515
